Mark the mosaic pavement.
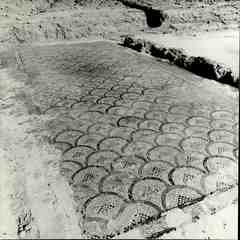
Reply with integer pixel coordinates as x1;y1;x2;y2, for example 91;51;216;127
16;42;239;239
47;83;238;238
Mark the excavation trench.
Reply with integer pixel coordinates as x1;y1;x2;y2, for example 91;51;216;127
119;0;168;27
121;33;239;88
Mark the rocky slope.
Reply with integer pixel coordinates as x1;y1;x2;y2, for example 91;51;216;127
0;0;239;45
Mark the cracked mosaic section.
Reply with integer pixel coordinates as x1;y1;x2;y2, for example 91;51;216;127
41;75;238;239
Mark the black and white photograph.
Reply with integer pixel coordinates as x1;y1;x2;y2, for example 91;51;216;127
0;0;239;239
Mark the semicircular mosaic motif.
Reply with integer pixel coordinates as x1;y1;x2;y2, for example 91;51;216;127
42;74;238;238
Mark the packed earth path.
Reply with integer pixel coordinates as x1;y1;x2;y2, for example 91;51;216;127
0;40;239;239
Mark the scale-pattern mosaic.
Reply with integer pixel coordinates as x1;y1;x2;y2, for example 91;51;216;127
43;76;238;239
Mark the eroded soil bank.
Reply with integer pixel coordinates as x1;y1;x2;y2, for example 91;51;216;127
122;31;239;87
138;29;239;77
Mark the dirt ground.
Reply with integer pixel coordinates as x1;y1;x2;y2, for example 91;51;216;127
138;29;239;77
0;0;239;44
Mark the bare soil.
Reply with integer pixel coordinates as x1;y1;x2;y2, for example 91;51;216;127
0;0;239;45
138;29;239;76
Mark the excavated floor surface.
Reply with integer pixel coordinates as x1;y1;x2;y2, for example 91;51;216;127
3;41;239;238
